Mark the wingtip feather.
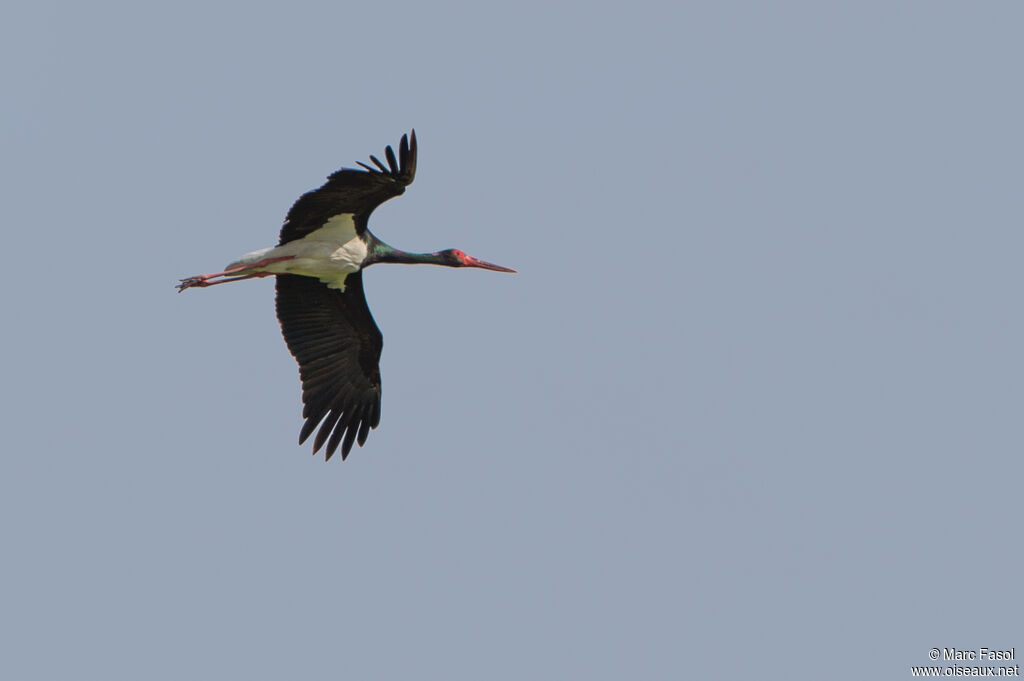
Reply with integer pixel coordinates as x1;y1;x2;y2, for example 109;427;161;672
407;129;417;179
385;145;398;174
368;154;388;173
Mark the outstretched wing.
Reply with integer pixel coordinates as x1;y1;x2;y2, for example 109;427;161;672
275;273;383;461
278;131;417;245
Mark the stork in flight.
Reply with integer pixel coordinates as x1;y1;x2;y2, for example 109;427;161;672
178;131;514;461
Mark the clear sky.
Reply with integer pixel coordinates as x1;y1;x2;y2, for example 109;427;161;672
3;2;1021;679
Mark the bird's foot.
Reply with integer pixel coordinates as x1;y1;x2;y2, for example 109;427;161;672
176;276;210;292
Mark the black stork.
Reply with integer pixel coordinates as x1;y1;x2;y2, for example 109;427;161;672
177;131;515;461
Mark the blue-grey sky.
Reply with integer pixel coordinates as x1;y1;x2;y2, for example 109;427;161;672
3;2;1021;679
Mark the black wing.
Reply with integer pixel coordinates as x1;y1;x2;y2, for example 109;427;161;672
275;273;383;461
278;131;417;245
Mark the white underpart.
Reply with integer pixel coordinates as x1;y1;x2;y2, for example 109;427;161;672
226;213;367;291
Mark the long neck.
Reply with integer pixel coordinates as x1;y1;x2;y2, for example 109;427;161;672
364;234;446;266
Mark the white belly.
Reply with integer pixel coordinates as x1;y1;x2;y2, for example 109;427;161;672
228;213;367;291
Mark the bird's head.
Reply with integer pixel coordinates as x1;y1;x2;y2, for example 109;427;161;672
437;249;516;273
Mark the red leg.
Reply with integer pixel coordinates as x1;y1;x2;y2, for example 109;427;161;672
176;255;294;292
177;271;276;291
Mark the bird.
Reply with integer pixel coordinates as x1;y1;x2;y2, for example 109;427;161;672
177;131;514;461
